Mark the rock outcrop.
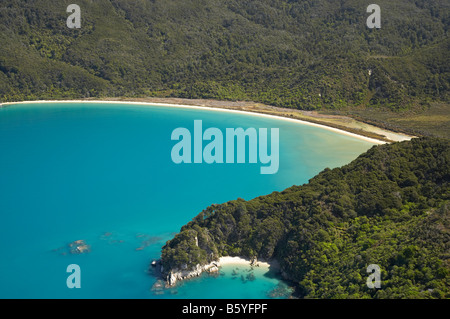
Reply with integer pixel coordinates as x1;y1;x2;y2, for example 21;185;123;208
53;239;91;255
68;239;91;254
164;261;220;287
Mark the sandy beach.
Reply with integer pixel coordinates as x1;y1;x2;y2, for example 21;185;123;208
1;99;414;145
219;256;268;267
218;256;280;271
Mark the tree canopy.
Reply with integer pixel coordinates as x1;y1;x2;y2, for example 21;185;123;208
161;137;450;299
0;0;448;111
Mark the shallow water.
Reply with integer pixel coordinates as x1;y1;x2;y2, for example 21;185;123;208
0;102;374;298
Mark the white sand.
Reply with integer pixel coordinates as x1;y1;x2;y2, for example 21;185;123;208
2;99;391;144
219;256;273;269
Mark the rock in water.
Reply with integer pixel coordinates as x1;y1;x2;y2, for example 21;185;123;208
68;240;90;254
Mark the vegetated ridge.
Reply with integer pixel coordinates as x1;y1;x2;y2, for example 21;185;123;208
160;137;449;298
0;0;448;113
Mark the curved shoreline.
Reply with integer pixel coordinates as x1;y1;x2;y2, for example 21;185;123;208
162;256;278;287
1;99;409;145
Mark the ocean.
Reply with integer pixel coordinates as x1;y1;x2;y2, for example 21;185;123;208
0;102;374;298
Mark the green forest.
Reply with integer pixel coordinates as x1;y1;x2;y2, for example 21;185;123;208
1;1;448;299
0;0;448;113
161;137;449;298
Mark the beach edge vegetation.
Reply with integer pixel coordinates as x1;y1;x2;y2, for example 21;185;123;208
160;137;449;299
0;1;448;132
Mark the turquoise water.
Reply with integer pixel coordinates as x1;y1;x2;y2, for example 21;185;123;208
0;102;374;298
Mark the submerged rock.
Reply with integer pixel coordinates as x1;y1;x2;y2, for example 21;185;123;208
246;272;256;281
135;234;163;251
53;239;91;255
267;283;295;299
151;280;165;295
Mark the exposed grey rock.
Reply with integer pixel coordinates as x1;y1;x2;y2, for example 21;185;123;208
164;261;220;287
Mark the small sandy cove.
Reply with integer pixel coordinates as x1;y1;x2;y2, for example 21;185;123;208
219;256;276;269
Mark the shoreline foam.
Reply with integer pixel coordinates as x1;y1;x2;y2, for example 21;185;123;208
2;99;394;145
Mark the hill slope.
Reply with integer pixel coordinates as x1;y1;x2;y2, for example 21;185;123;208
0;0;448;111
160;137;450;298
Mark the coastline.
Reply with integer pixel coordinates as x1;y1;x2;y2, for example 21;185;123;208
219;256;276;269
1;99;415;145
162;256;279;287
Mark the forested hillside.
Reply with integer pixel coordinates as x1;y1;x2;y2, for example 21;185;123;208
0;0;448;111
161;137;450;298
